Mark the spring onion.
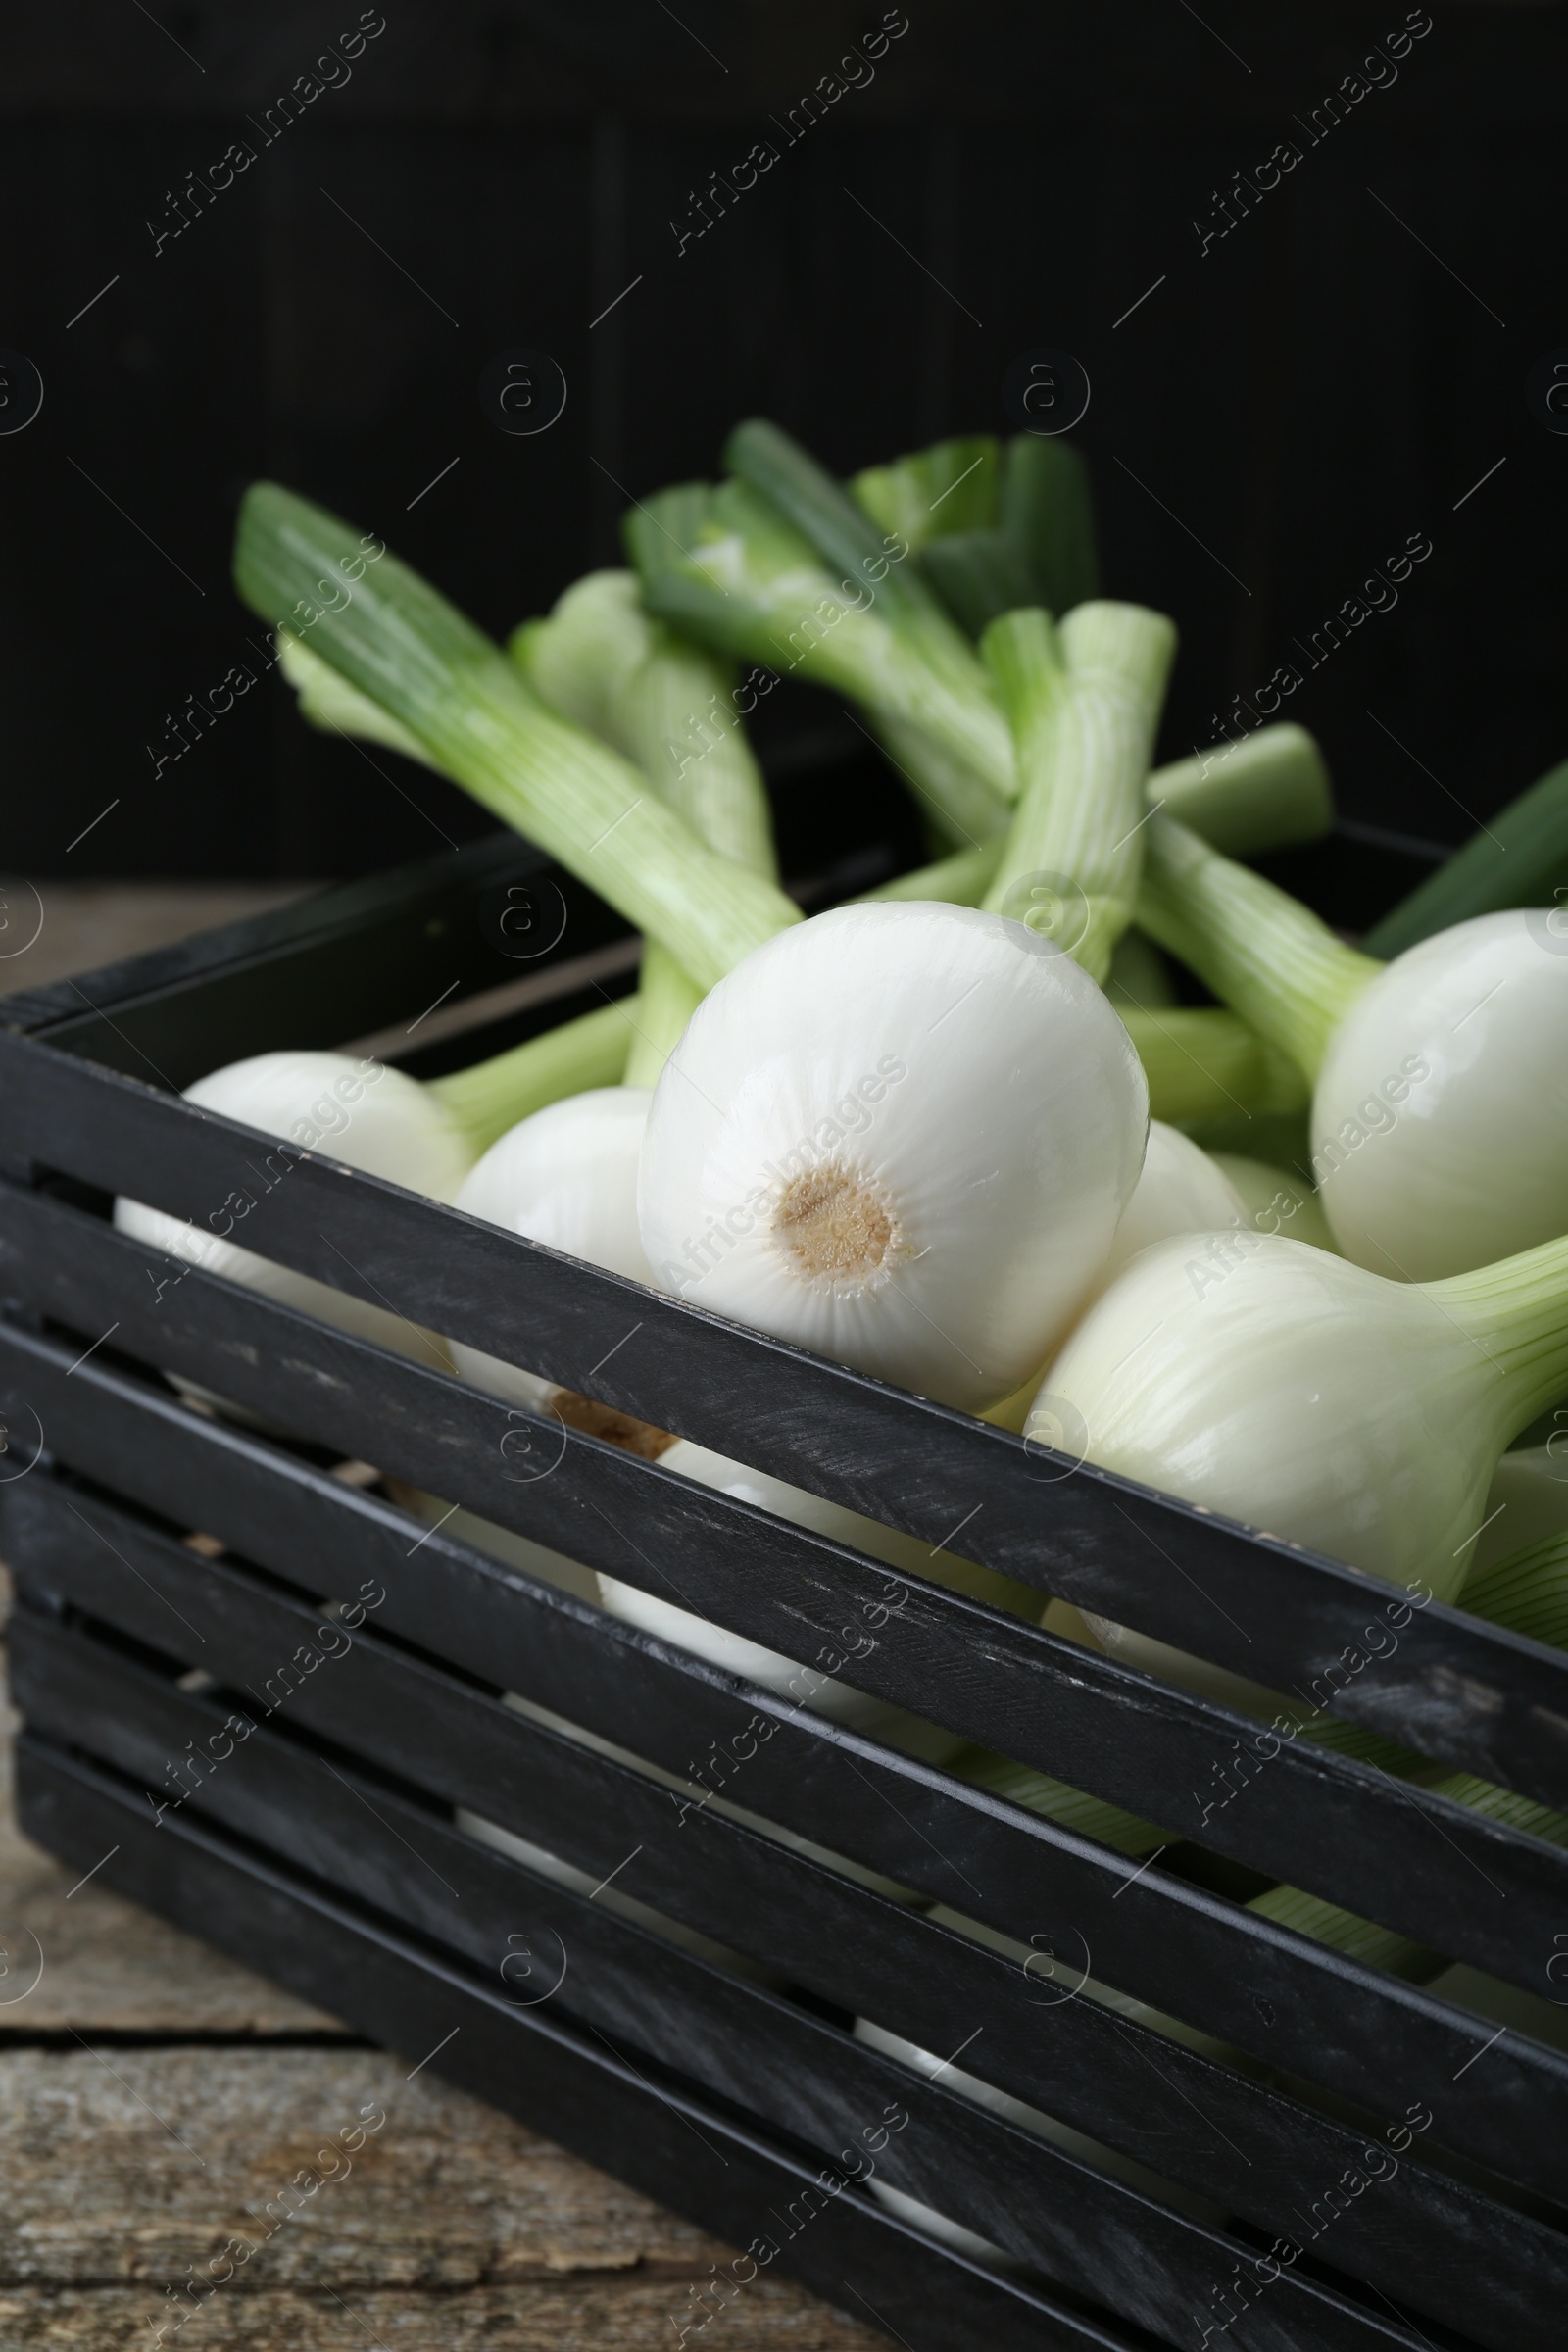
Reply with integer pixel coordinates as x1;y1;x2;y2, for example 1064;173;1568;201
851;431;1101;642
1115;1006;1307;1128
510;566;781;1079
1030;1227;1568;1606
1137;814;1568;1278
637;901;1148;1411
595;1433;1038;1756
113;999;643;1371
1151;724;1335;859
446;1084;660;1432
981;1124;1247;1436
849;434;1002;553
1462;1518;1568;1633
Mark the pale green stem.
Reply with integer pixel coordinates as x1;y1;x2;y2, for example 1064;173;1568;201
1116;1006;1308;1126
235;486;799;994
981;603;1178;985
513;569;782;1083
1153;724;1335;857
427;998;637;1153
1430;1233;1568;1443
849;436;1001;551
1137;813;1380;1079
277;630;439;768
623;944;705;1089
1250;1750;1568;1982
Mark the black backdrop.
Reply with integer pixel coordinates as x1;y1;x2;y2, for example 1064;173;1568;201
2;0;1564;878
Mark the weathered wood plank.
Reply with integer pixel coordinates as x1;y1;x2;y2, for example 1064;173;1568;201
0;2048;758;2286
0;2281;877;2350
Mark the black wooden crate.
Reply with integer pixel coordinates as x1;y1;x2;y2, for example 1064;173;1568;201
2;820;1567;2352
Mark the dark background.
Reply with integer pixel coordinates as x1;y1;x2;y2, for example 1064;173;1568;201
2;0;1563;879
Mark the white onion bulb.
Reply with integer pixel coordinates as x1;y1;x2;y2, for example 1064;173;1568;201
447;1086;655;1415
1031;1229;1568;1637
638;902;1149;1412
114;1053;470;1389
1210;1154;1337;1253
1312;911;1568;1280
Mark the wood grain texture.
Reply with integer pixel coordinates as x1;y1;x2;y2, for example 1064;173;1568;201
0;2282;875;2350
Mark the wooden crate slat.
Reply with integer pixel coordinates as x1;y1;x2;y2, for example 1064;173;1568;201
5;1331;1567;2202
1;1247;1564;1994
12;1613;1472;2352
9;1618;1533;2352
1;1033;1562;1820
11;1520;1568;2242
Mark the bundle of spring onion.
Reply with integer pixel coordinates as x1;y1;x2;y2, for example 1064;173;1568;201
114;413;1568;2067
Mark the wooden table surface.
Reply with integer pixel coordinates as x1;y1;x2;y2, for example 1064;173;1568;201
0;885;882;2352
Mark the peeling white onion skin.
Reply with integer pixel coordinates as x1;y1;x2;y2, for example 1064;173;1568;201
638;902;1149;1412
447;1086;655;1411
1313;910;1568;1281
113;1052;470;1393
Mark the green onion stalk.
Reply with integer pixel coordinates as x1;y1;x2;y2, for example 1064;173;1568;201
1462;1524;1568;1639
628;438;1016;848
979;602;1177;985
259;498;1317;1137
1137;812;1381;1080
236;486;799;992
509;567;780;1080
980;1527;1568;1992
274;626;645;1152
1240;1525;1568;1983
